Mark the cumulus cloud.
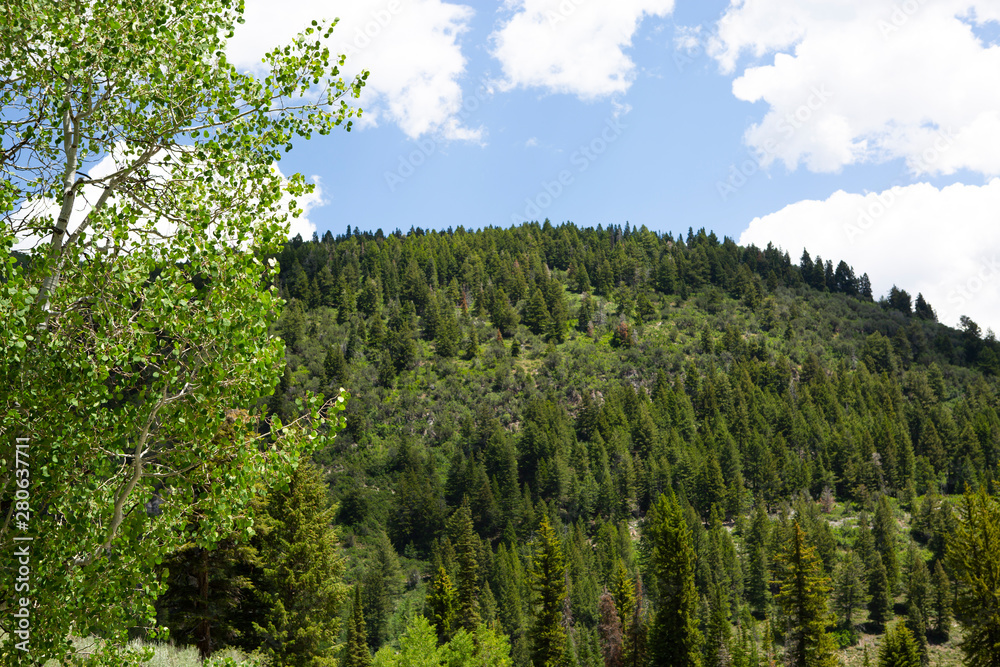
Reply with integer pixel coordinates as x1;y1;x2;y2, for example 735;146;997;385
228;0;479;141
708;0;1000;175
491;0;674;99
738;180;1000;330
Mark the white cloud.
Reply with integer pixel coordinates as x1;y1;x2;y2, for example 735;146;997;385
228;0;479;141
13;151;321;250
490;0;675;99
708;1;1000;175
738;180;1000;330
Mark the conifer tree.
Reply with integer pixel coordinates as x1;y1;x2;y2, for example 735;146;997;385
345;584;372;667
524;286;552;336
877;623;920;667
873;496;900;593
610;558;636;630
904;550;930;662
930;561;951;640
435;295;460;358
704;582;733;667
452;498;481;632
324;344;346;387
646;492;702;667
869;556;893;631
746;503;772;616
832;551;867;632
361;531;402;651
773;522;837;667
530;515;568;667
426;566;457;643
945;487;1000;666
253;460;347;667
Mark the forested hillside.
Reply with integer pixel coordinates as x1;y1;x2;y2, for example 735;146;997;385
156;221;1000;666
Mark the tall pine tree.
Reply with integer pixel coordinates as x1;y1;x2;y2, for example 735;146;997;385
646;492;702;667
530;515;568;667
773;522;837;667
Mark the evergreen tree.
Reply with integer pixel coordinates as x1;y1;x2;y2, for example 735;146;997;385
869;556;893;631
523;286;552;336
426;566;457;643
704;582;732;667
530;515;568;667
930;561;951;640
873;496;900;593
452;498;481;632
361;531;402;651
832;551;867;632
435;296;460;358
646;493;702;667
945;487;1000;666
324;344;346;387
252;460;347;667
904;550;930;662
773;523;837;667
345;584;372;667
745;503;772;616
877;623;921;667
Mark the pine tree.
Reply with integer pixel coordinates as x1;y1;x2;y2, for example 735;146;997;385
704;582;732;667
324;345;346;387
930;561;951;640
345;584;372;667
945;487;1000;666
832;551;867;632
435;296;460;358
904;550;930;662
873;496;899;593
425;566;457;643
530;515;568;667
361;531;402;651
452;498;481;632
646;492;702;667
869;556;893;631
746;503;772;616
252;460;347;667
523;286;552;336
773;522;837;667
877;623;920;667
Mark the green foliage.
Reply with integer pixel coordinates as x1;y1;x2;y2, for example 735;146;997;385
773;523;837;667
877;623;921;667
426;566;458;643
946;488;1000;666
0;0;359;660
530;515;568;667
646;493;702;667
251;460;347;666
346;585;373;667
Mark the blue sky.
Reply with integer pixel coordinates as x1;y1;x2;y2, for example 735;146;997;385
229;0;1000;330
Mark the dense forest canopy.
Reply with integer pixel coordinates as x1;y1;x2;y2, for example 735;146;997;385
154;220;1000;666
